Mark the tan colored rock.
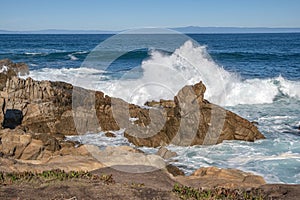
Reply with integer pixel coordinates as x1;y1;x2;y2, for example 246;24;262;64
20;139;44;160
0;156;104;173
156;147;178;159
0;59;265;148
55;144;91;157
0;98;4;128
176;166;266;189
32;132;61;152
88;145;166;172
0;128;32;158
0;127;89;161
42;155;105;172
126;81;264;147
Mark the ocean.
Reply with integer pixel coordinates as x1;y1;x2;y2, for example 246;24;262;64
0;33;299;184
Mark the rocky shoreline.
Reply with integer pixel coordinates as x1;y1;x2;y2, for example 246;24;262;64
0;59;299;199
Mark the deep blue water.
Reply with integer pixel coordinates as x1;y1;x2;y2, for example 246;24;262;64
1;33;300;80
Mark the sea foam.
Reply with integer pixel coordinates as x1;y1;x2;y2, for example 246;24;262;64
23;40;300;106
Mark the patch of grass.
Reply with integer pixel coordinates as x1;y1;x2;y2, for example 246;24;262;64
0;170;115;185
130;182;145;188
173;183;265;200
122;182;145;189
100;174;116;185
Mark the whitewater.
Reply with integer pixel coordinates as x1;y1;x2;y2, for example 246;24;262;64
10;35;300;184
23;40;300;106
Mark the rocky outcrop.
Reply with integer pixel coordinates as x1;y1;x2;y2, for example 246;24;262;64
176;166;266;188
125;82;265;147
0;59;265;148
0;76;75;134
0;59;29;90
0;128;84;161
0;126;105;172
0;156;105;173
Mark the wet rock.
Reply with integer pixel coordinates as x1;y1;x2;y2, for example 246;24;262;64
105;132;116;137
0;59;29;90
126;81;265;147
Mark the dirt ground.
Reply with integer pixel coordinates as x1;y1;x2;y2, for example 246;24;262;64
0;166;299;200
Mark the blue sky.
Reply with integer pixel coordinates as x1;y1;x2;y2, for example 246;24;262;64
0;0;299;31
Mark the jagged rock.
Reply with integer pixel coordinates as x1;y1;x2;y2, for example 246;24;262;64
0;128;83;161
0;59;265;148
125;81;265;147
0;59;29;76
1;76;77;135
0;128;32;158
156;147;178;159
0;59;29;90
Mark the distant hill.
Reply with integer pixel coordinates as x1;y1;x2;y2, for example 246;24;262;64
0;29;117;34
1;27;300;34
172;26;300;33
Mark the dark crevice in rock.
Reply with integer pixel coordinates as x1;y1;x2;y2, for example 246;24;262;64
3;109;23;129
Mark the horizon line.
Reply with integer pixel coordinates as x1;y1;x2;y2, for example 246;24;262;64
1;26;300;34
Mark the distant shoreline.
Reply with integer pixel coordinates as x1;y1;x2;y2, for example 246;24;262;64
1;26;300;34
1;32;300;35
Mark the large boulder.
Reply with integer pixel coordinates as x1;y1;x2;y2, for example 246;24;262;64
0;128;32;158
125;81;265;147
0;59;265;147
0;128;83;161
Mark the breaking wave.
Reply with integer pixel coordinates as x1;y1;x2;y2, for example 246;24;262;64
24;40;300;106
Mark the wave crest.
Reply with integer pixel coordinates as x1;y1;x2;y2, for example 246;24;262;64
25;41;300;106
